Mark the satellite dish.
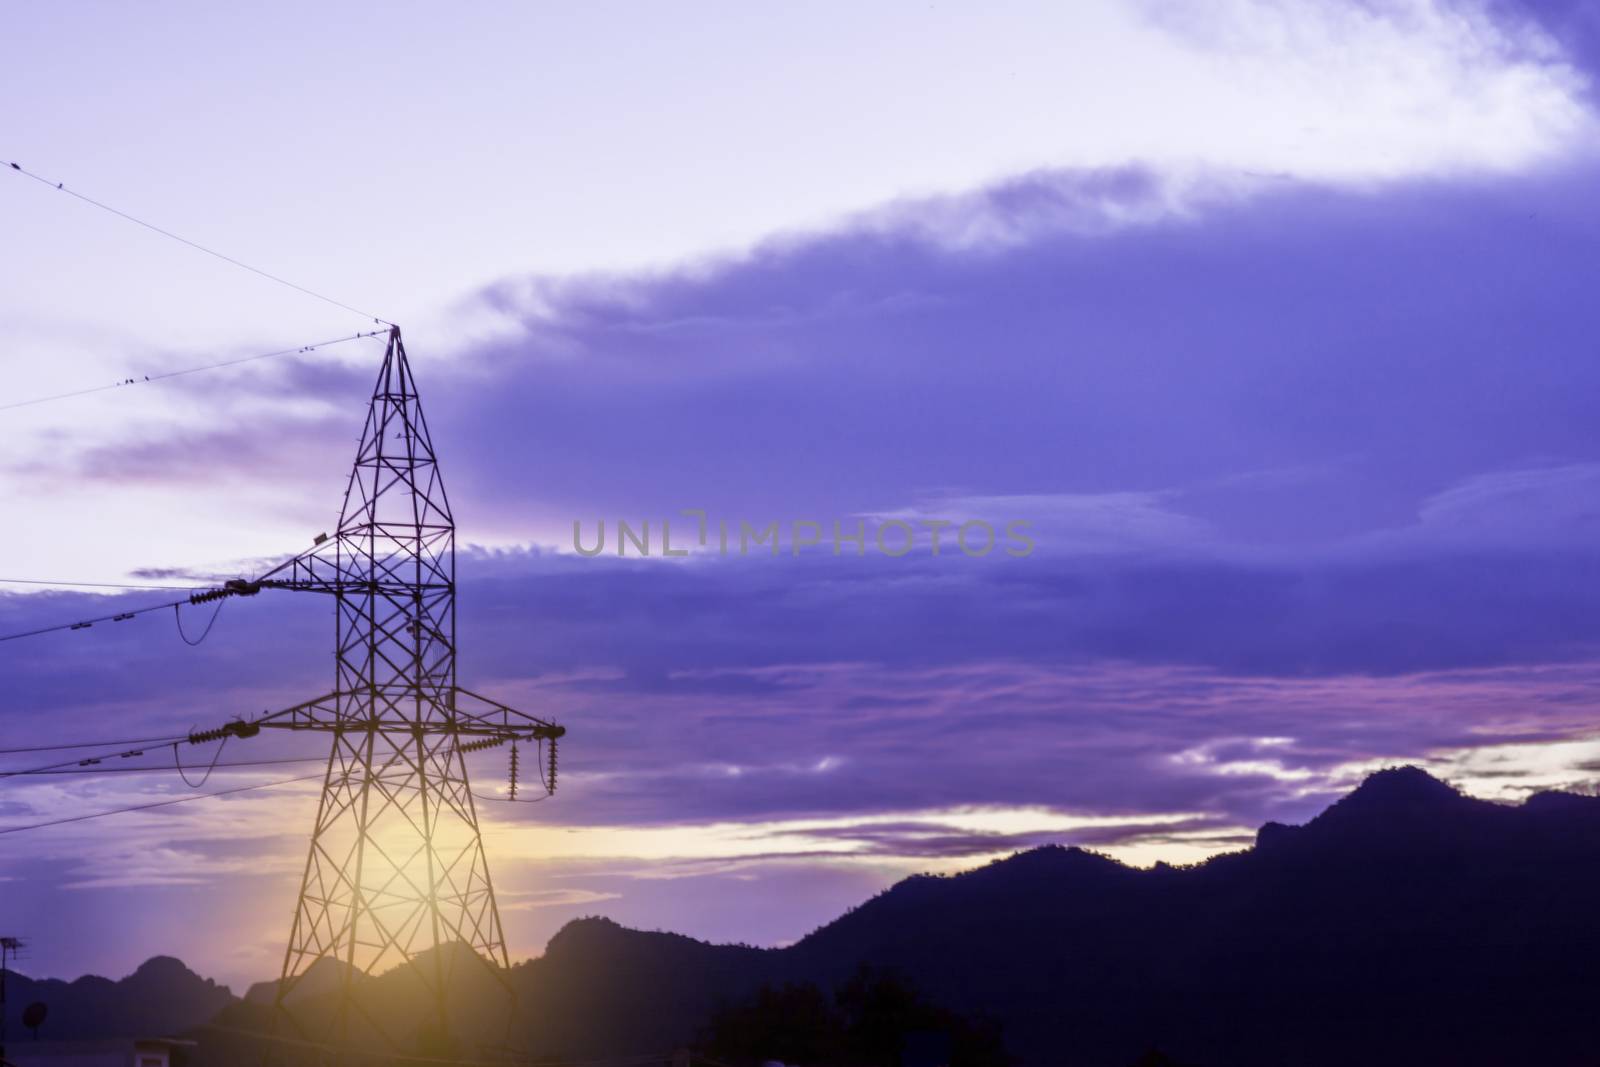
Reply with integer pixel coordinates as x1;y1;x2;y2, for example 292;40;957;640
21;1001;47;1035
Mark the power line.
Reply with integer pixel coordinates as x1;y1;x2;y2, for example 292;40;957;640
0;740;188;779
173;734;230;787
0;750;518;780
5;159;392;326
0;716;289;778
0;739;540;780
0;734;193;755
175;597;226;646
0;329;386;414
0;595;190;643
4;756;325;776
0;772;322;836
0;577;278;643
0;578;197;591
473;790;549;804
474;738;554;803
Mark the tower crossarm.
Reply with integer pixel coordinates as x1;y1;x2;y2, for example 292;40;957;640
452;685;565;737
184;570;436;603
186;536;452;602
231;687;564;741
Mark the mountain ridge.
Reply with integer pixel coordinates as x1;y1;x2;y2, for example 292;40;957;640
504;765;1600;1066
1;954;233;1042
14;767;1600;1066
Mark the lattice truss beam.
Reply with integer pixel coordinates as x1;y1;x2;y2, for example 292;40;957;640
195;328;563;1047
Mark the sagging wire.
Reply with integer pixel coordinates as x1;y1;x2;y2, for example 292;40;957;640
0;331;389;415
0;596;188;643
0;740;178;779
4;158;392;327
0;720;258;780
15;757;324;776
0;733;192;755
0;578;197;591
474;736;556;804
173;734;229;788
0;772;324;836
174;596;226;646
0;576;260;645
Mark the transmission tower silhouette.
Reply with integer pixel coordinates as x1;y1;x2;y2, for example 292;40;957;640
197;327;563;1052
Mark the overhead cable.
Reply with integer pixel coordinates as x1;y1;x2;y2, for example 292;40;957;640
0;330;386;414
0;772;323;836
5;159;392;325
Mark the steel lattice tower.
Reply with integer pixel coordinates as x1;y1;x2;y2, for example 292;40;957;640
204;327;563;1051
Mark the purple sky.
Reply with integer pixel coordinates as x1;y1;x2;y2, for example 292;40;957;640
6;0;1600;991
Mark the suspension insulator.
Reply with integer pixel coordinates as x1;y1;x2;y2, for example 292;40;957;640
189;579;262;604
509;742;520;802
548;736;558;796
186;719;260;744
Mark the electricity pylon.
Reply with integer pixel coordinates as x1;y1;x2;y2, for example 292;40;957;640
199;327;562;1052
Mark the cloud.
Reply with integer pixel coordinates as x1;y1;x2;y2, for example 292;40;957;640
8;164;1600;841
1483;0;1600;93
497;888;625;912
10;164;1600;859
10;75;1600;985
1137;0;1593;171
1408;462;1600;547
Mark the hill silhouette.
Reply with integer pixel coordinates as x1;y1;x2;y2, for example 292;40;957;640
16;768;1600;1066
1;955;232;1042
499;767;1600;1066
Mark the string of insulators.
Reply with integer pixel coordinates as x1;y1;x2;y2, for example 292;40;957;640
457;734;510;754
185;720;261;744
508;742;520;802
188;579;261;605
548;735;558;796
